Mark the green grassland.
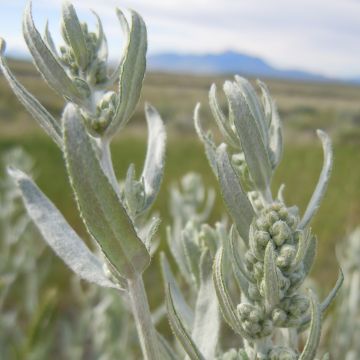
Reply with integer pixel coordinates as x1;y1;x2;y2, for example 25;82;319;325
1;59;360;337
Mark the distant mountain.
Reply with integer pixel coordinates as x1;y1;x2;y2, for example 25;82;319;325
148;51;329;82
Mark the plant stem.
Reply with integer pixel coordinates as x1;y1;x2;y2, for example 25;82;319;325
127;275;160;360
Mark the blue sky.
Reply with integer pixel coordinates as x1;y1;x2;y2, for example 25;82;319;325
1;0;360;79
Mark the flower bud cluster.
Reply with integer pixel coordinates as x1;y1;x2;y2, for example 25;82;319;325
239;202;311;336
237;303;272;338
81;92;117;136
60;22;107;85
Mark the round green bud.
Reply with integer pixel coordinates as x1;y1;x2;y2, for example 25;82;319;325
271;221;292;247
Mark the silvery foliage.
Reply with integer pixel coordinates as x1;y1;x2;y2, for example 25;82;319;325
163;77;345;360
163;173;228;358
329;227;360;360
61;277;138;360
1;2;167;359
0;148;57;359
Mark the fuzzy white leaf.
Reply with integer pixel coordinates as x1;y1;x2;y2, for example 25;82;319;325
194;103;218;177
0;39;62;147
166;284;205;360
234;76;268;147
8;168;118;289
299;291;321;360
141;103;166;212
264;241;280;311
61;1;89;70
63;104;150;279
191;249;220;359
216;144;255;244
209;84;239;148
161;253;194;329
213;248;252;341
225;81;272;190
299;130;333;229
105;8;147;137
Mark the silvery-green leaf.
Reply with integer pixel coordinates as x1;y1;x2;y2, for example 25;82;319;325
224;81;272;191
299;130;333;229
92;10;108;61
44;21;58;56
302;236;317;278
61;1;89;70
182;223;201;285
268;101;282;169
234;75;268;146
290;229;311;271
107;8;129;84
194;103;218;177
8;167;119;289
63;104;150;279
142;216;161;256
257;80;272;126
213;248;252;341
105;9;147;137
0;39;62;148
141;103;166;212
216;144;255;244
166;284;205;360
299;290;321;360
161;253;194;329
23;2;84;103
209;84;239;148
300;269;343;330
192;249;220;359
264;241;280;311
166;225;192;285
227;226;252;294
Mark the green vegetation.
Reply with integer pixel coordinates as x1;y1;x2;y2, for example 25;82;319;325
1;58;360;358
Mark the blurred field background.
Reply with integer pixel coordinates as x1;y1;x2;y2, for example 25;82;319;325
1;59;360;357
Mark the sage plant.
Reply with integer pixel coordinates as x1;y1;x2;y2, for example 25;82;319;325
164;78;343;359
1;2;167;359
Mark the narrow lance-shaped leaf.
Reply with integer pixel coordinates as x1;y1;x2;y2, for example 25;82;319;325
141;103;166;212
194;103;218;177
257;80;283;169
61;1;89;70
300;269;344;330
209;84;239;148
299;290;322;360
160;253;194;329
225;81;272;191
23;2;84;103
8;168;119;289
105;9;147;137
0;39;62;147
299;130;333;229
107;8;129;84
166;284;205;360
234;75;268;146
264;242;281;312
92;10;108;61
226;226;252;296
191;250;220;359
63;104;150;279
216;144;255;244
44;21;58;56
213;248;253;341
